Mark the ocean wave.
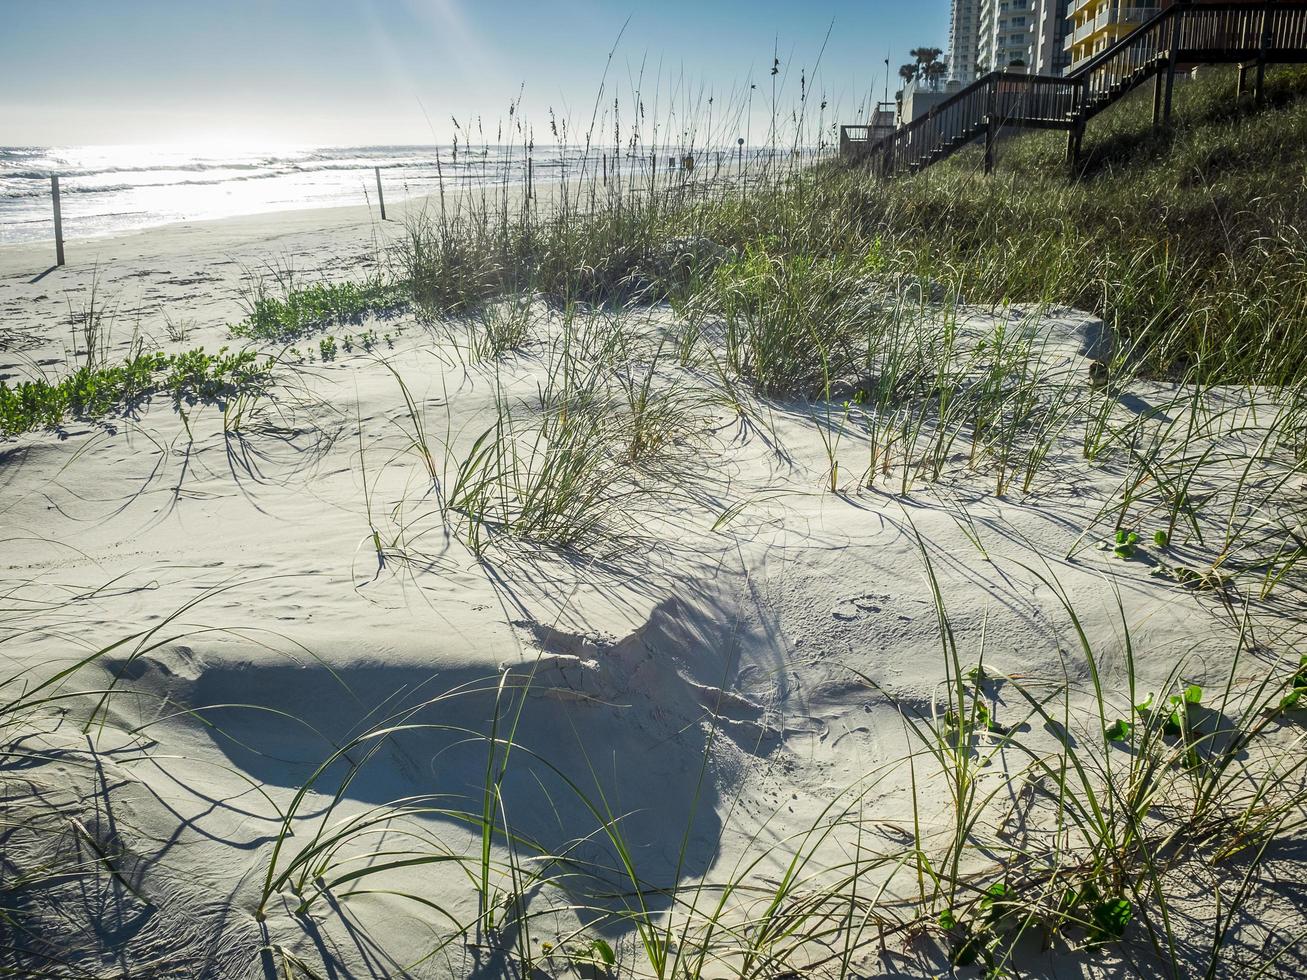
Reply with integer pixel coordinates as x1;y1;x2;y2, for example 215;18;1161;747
0;162;275;180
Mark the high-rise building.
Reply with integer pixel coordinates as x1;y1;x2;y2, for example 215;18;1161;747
948;0;983;83
1029;0;1073;75
1065;0;1164;72
978;0;1034;73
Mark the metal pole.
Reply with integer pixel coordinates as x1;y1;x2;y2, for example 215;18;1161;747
51;176;65;266
374;166;386;220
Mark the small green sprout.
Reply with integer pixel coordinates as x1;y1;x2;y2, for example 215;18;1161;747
1278;656;1307;712
1104;718;1132;742
1137;685;1202;737
1089;898;1133;942
1154;529;1170;547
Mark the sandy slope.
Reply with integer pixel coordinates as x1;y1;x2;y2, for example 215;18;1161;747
1;211;1304;978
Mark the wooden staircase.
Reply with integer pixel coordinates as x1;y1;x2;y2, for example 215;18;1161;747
841;1;1307;176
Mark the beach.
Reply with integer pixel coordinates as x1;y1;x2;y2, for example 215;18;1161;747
5;174;1305;977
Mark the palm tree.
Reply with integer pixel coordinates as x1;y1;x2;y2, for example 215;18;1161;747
925;60;949;91
899;63;918;87
907;46;946;90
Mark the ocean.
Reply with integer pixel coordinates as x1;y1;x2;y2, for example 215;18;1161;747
0;143;592;245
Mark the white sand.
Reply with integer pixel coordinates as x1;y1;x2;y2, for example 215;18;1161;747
2;207;1303;978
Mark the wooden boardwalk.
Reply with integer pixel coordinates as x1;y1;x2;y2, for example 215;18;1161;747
843;2;1307;176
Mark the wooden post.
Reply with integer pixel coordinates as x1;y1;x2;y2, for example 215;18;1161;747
984;78;997;175
374;166;386;220
1067;118;1084;175
1163;7;1182;122
602;152;607;186
1254;1;1270;108
1153;65;1165;126
51;176;65;266
527;157;533;200
1237;63;1249;97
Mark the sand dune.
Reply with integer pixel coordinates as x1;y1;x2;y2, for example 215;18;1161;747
2;204;1304;978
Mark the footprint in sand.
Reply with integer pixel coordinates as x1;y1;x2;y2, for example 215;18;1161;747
831;593;887;621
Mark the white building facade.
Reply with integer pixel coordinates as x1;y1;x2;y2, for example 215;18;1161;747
948;0;983;83
951;0;1073;79
1029;0;1073;75
978;0;1033;73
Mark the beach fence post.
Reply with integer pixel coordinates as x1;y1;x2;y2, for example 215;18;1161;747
51;176;65;266
527;157;533;200
374;167;387;220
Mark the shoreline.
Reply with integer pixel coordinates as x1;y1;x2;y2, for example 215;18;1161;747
2;194;430;281
0;155;796;282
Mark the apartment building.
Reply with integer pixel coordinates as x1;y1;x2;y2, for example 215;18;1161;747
1065;0;1164;71
1029;0;1073;75
977;0;1034;73
948;0;983;82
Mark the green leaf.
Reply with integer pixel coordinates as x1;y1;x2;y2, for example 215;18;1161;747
939;907;958;930
981;881;1009;908
591;938;616;967
1104;718;1132;742
1134;693;1154;713
1153;529;1170;547
1183;684;1203;705
1090;898;1133;940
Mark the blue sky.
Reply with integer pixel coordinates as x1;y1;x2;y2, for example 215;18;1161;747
1;1;947;146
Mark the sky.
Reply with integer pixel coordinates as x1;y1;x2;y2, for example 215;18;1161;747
0;0;947;147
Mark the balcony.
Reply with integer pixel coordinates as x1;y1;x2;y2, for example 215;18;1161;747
1066;4;1159;51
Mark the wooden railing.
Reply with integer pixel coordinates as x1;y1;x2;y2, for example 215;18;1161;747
842;2;1307;177
1175;2;1307;58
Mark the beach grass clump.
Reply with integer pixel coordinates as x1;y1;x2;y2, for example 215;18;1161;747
449;292;537;362
395;211;502;317
446;397;623;554
704;243;877;397
441;331;694;555
0;346;273;436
